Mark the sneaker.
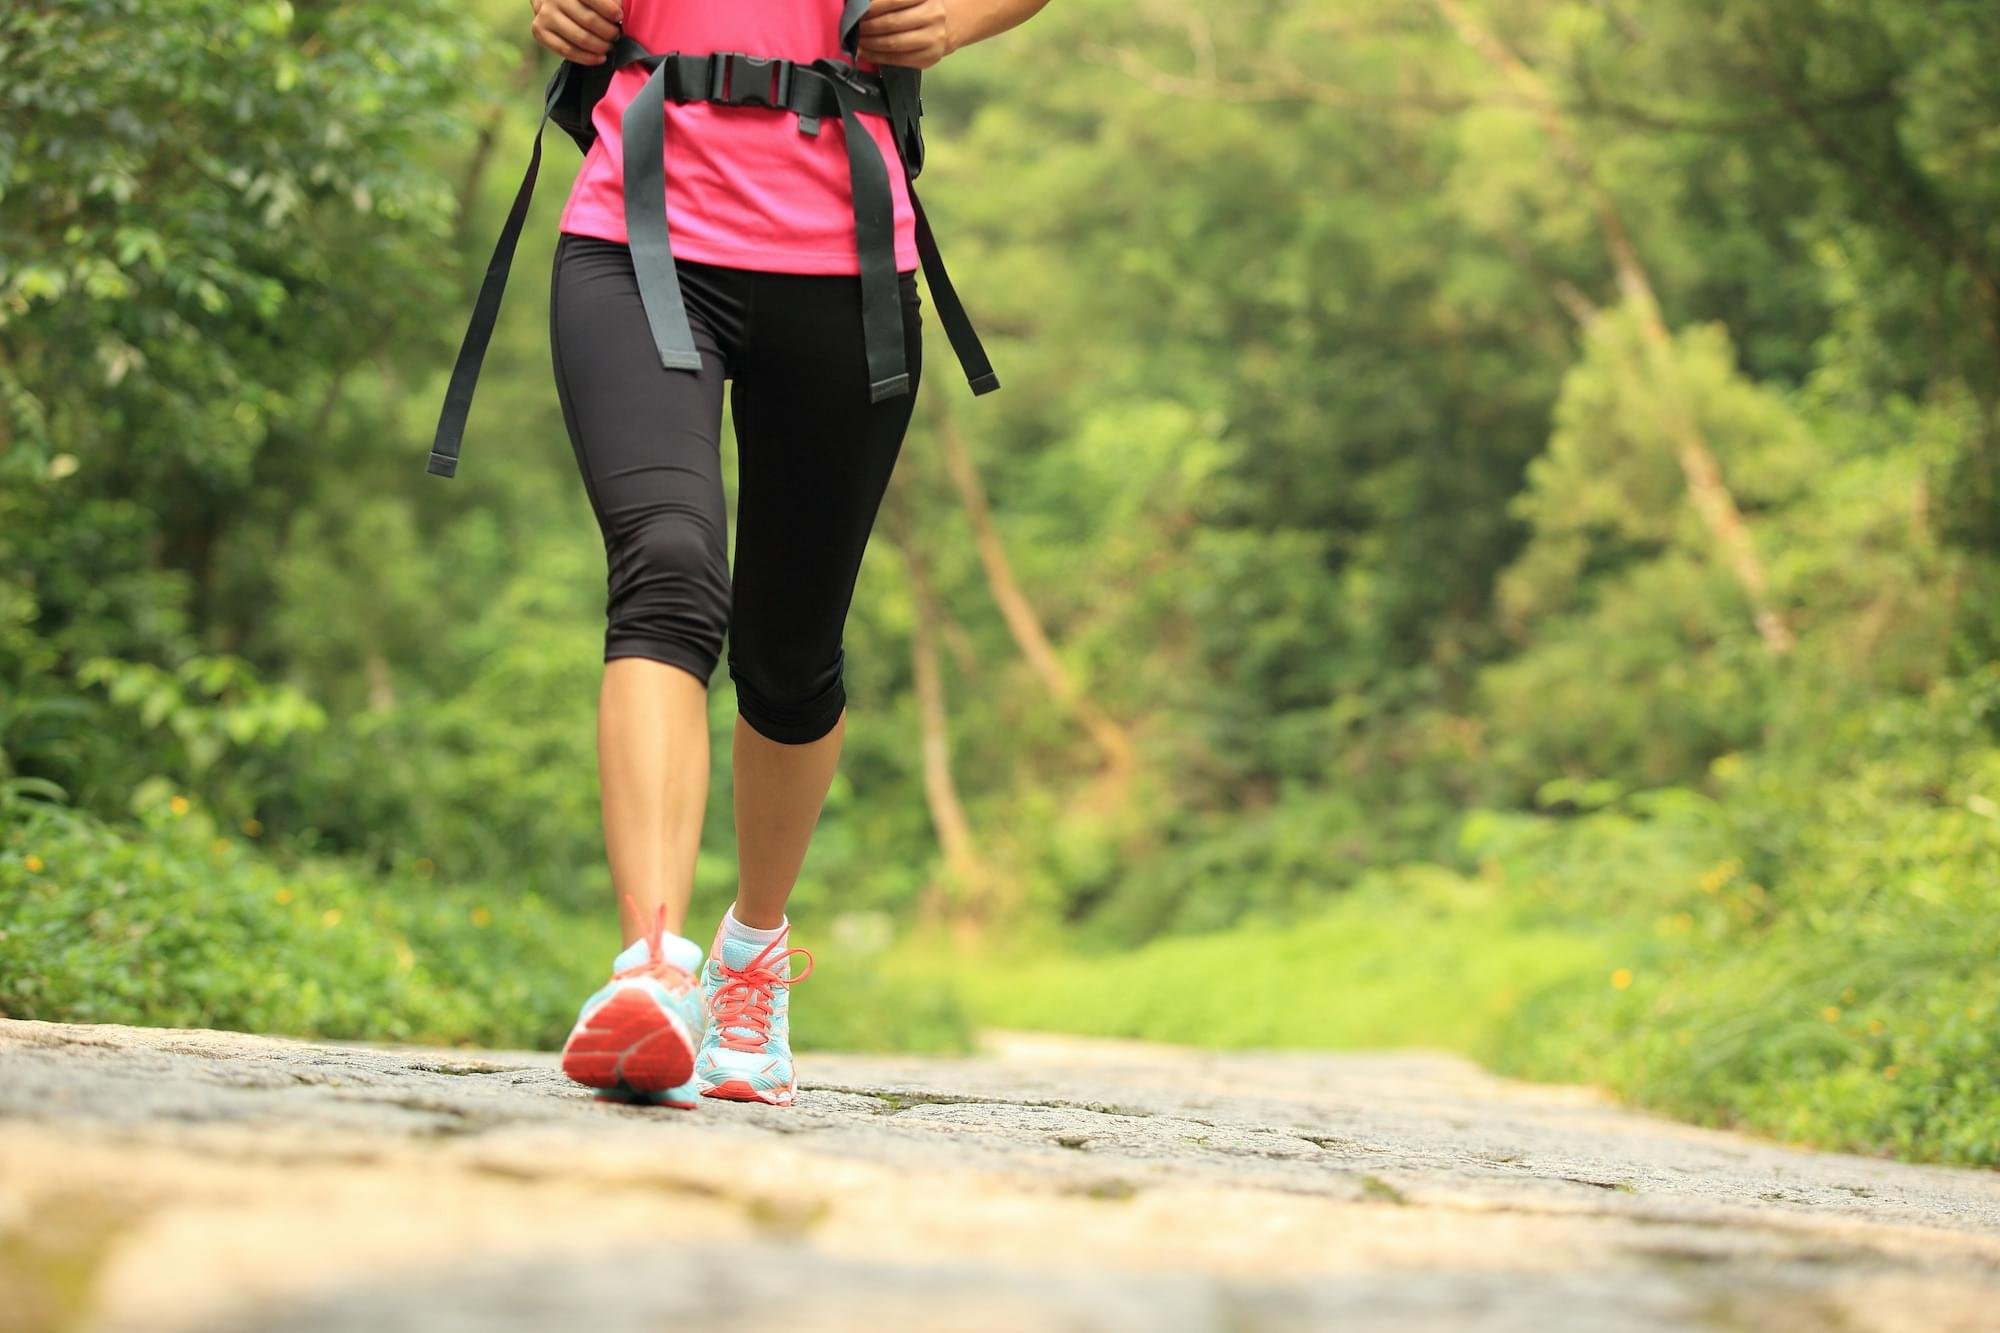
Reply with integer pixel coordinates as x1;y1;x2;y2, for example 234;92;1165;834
694;924;814;1106
561;898;705;1104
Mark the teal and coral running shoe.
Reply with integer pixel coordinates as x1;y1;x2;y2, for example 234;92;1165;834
561;900;706;1106
694;924;814;1106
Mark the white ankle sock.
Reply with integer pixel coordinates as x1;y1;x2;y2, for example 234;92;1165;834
721;904;787;951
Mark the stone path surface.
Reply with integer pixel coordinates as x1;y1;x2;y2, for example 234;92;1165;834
2;1019;1998;1332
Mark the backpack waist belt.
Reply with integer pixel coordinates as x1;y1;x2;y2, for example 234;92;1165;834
428;37;999;480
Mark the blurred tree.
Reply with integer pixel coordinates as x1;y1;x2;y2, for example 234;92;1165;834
1;0;494;814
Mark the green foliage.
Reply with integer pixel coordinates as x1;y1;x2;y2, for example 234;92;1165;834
1;799;600;1047
77;655;327;818
0;0;498;826
1493;677;2000;1164
940;673;2000;1164
0;799;971;1053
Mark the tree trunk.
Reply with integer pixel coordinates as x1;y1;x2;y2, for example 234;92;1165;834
887;478;982;925
1433;0;1794;655
932;401;1142;776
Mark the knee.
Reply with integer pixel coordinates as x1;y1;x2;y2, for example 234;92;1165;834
621;520;719;590
604;518;730;679
729;640;846;745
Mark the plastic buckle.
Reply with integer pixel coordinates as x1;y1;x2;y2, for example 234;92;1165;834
720;54;787;108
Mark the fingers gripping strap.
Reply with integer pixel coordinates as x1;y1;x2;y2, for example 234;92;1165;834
837;0;872;55
911;189;999;395
427;66;571;478
817;61;911;402
623;60;704;372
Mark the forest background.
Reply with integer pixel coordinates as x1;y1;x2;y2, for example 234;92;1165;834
5;0;1998;1165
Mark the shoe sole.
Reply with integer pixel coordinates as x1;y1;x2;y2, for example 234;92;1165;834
562;989;697;1094
700;1077;796;1106
593;1085;699;1110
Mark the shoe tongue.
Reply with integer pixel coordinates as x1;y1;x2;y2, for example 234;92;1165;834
719;932;788;975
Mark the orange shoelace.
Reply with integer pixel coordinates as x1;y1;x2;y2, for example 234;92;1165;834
710;936;815;1053
612;895;693;990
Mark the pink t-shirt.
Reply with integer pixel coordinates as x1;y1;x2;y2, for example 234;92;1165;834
557;0;920;275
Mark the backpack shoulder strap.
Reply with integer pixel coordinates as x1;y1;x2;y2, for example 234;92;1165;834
837;0;872;53
835;0;994;395
427;64;577;478
550;55;618;153
880;65;924;177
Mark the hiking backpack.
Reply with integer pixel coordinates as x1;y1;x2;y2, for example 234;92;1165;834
428;0;997;478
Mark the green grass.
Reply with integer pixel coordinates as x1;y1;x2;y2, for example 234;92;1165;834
0;801;971;1054
922;679;2000;1168
923;787;2000;1166
944;866;1615;1052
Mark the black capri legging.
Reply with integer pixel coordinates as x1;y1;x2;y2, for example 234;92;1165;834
549;233;922;745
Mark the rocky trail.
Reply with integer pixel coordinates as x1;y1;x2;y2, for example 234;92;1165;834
3;1018;1998;1331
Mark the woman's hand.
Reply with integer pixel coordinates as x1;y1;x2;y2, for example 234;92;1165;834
530;0;622;65
855;0;957;70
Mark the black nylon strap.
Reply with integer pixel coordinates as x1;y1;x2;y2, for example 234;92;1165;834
837;0;871;53
622;57;704;372
427;64;571;478
911;188;999;395
882;67;925;178
815;59;910;402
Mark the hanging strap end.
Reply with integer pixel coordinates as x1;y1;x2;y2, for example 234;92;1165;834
427;450;460;478
868;373;912;403
967;371;1000;396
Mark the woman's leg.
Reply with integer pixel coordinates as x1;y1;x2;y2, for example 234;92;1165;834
725;269;925;927
730;715;845;929
598;662;709;940
550;235;746;943
681;268;920;1106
